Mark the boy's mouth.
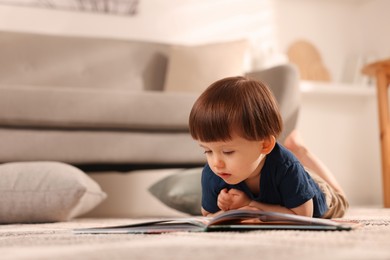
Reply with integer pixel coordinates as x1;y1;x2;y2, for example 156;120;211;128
218;172;232;180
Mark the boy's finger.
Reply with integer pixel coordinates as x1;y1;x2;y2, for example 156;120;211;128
228;189;242;196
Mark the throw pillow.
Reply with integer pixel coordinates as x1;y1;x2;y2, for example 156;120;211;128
163;39;248;92
0;161;107;224
149;168;202;215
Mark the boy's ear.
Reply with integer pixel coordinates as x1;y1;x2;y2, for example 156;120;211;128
261;136;276;154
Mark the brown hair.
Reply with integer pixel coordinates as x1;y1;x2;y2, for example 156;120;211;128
189;76;282;142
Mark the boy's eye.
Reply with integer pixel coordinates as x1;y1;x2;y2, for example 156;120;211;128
203;150;212;154
223;151;235;155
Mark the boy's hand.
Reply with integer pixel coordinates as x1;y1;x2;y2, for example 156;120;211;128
217;188;232;211
217;188;251;211
227;189;251;209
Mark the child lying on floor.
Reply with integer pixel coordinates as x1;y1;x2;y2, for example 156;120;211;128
189;76;348;218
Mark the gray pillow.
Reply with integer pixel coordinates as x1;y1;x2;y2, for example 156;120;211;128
0;161;106;223
149;168;202;215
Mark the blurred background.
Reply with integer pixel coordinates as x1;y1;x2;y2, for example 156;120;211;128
0;0;388;207
1;0;388;83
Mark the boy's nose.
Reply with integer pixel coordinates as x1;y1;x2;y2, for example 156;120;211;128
213;158;225;169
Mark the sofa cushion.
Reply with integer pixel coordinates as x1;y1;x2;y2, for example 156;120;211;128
163;39;248;92
0;85;198;130
0;161;106;223
0;128;205;164
0;30;169;91
149;168;202;215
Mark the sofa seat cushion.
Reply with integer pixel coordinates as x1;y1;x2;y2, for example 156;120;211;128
0;85;199;131
0;128;205;164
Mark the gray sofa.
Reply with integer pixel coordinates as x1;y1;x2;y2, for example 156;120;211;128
0;30;299;170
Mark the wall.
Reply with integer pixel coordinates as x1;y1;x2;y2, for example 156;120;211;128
358;0;390;61
273;0;390;83
297;82;383;206
0;1;275;44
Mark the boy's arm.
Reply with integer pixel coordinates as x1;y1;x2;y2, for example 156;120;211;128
201;207;225;217
201;207;210;216
215;188;314;217
248;199;314;217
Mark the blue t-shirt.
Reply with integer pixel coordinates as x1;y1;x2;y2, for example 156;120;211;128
201;143;328;218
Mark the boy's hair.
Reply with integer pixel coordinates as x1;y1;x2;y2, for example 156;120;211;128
189;76;282;142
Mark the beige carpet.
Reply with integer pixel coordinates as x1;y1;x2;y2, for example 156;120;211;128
1;207;389;260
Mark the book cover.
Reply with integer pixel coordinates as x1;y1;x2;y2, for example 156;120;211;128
73;210;360;234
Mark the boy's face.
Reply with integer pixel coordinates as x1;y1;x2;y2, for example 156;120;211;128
198;132;265;185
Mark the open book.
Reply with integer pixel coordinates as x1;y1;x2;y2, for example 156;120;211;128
73;209;360;234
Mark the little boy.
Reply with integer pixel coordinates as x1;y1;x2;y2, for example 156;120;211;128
189;76;348;218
